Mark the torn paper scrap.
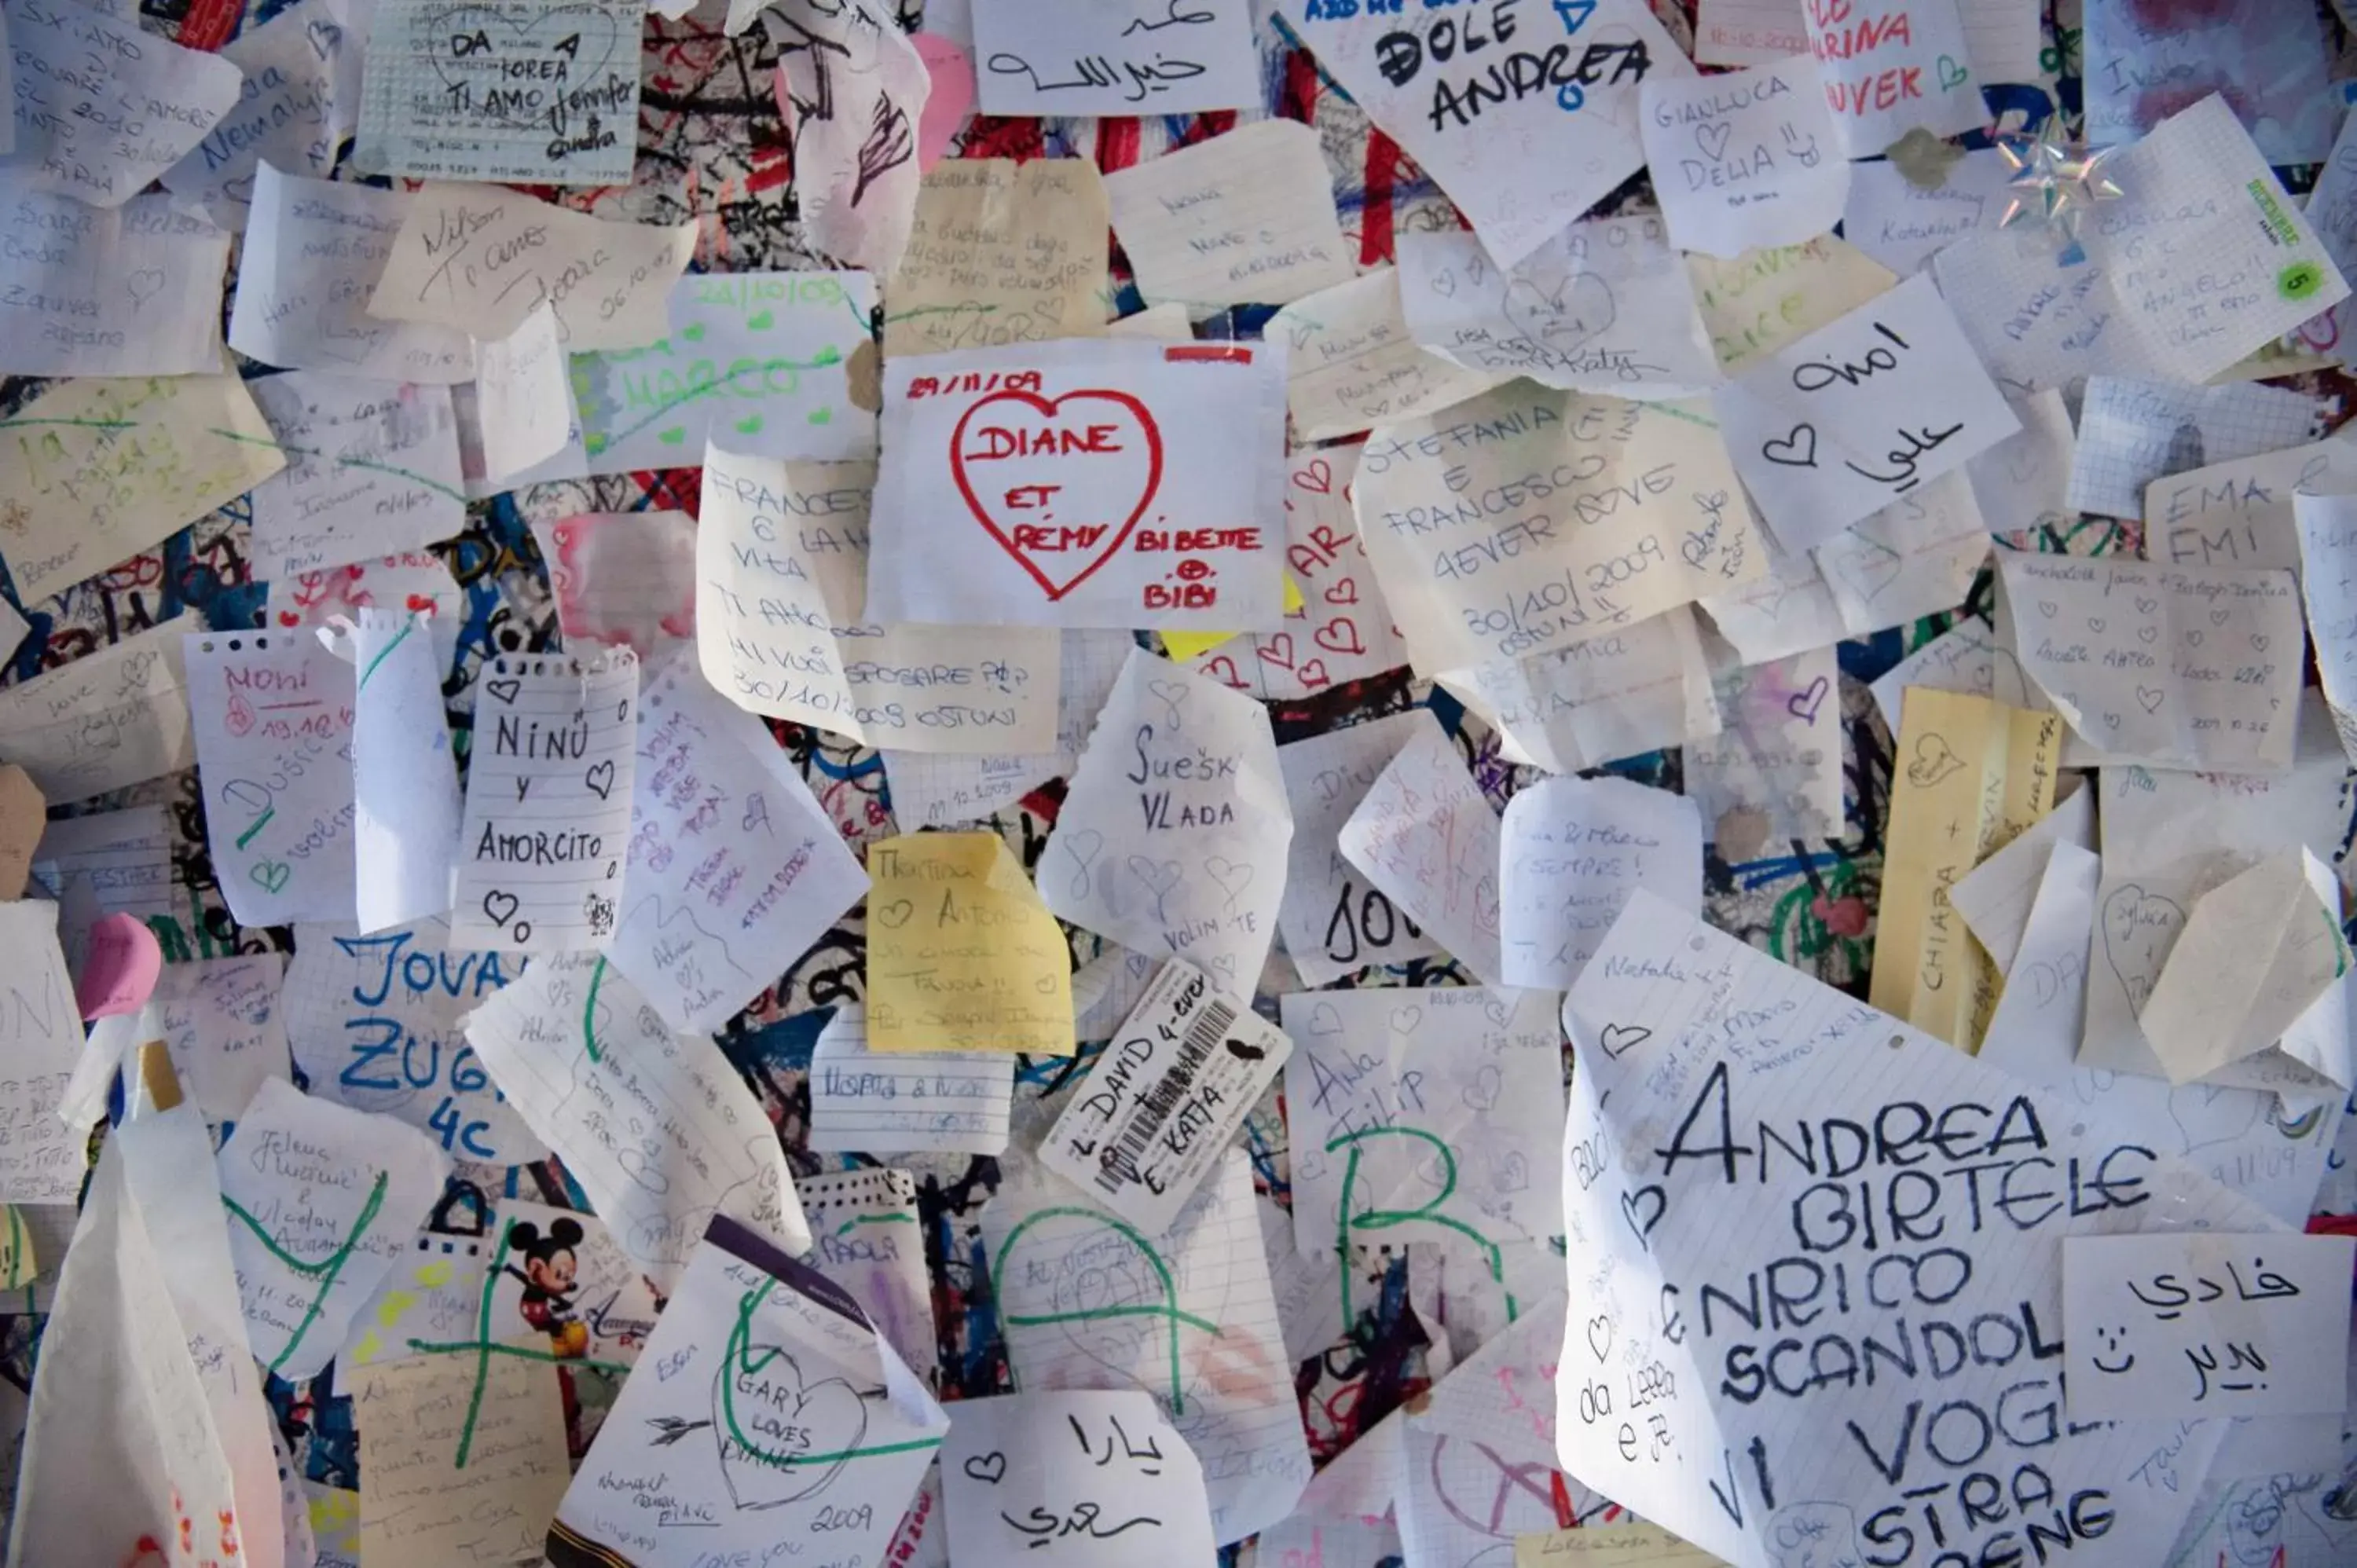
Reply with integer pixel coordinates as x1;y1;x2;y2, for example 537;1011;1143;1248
2138;851;2350;1086
1337;711;1505;985
1500;775;1703;991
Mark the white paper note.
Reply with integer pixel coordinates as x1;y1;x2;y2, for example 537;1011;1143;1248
1395;218;1722;399
0;0;243;206
159;0;360;217
2293;481;2357;764
1500;775;1703;991
475;304;574;482
869;339;1288;631
1266;269;1515;444
761;0;930;274
970;0;1256;116
2068;375;2331;522
1336;711;1505;985
2139;852;2349;1086
451;648;637;953
1439;610;1721;776
156;955;292;1129
1839;145;2007;275
1801;0;1982;156
2064;1233;2353;1420
1684;643;1846;844
808;1003;1013;1157
1274;711;1442;989
0;617;196;805
2146;435;2357;576
1103;120;1352;308
0;902;90;1203
248;376;468;581
1640;57;1849;259
0;193;229;376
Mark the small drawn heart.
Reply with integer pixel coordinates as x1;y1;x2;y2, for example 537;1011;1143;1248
1224;1036;1267;1063
963;1453;1008;1486
2135;597;2158;614
305;17;342;57
1936;53;1969;89
485;677;522;705
1204;855;1253;907
1127;856;1181;913
2251;634;2271;653
1314;619;1366;657
482;890;522;929
1785;675;1829;724
1259;632;1297;670
746;310;774;329
1428;269;1457;299
2136;685;2165;715
2088;618;2105;634
2105;712;2120;729
735;414;764;436
1599;1022;1651;1058
1907;733;1965;788
1388;1004;1424;1037
250;861;291;896
1200;655;1245;689
1294;459;1332;496
1762;424;1818;467
1620;1186;1666;1244
1695;120;1733;162
1324;577;1360;606
583;760;617;799
2187;631;2203;647
2038;600;2058;617
127;269;164;306
683;322;707;343
654;426;689;447
1586;1314;1613;1363
2211;609;2231;626
1461;1062;1501;1112
874;899;915;929
1296;658;1332;688
2137;625;2157;643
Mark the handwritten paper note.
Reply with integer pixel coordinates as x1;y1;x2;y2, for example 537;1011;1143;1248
1277;0;1691;270
0;902;91;1203
2064;1233;2352;1420
748;1;922;273
1639;58;1847;258
156;956;291;1129
867;832;1072;1054
368;183;696;350
1440;610;1721;776
0;372;286;604
1500;775;1702;991
1841;145;2007;274
0;0;242;206
282;919;538;1164
2068;375;2330;522
1043;649;1290;994
463;951;812;1283
1802;0;1981;156
158;0;360;216
0;193;230;376
353;1351;570;1567
1395;219;1721;399
887;158;1109;357
1336;712;1505;985
248;376;467;581
1684;643;1845;844
2145;435;2357;575
185;631;358;929
1039;958;1290;1233
1103;119;1351;308
2138;851;2349;1086
609;651;867;1035
574;272;879;472
2083;0;2335;164
2294;481;2357;762
1869;689;2061;1049
1354;384;1765;673
870;339;1286;631
1268;268;1515;443
549;1216;946;1568
1553;889;2276;1567
981;1148;1310;1541
1716;272;2020;551
1274;713;1441;988
943;1389;1216;1566
354;0;645;185
1996;547;2304;773
0;617;195;804
1281;986;1565;1264
230;166;475;383
450;650;635;953
796;1167;937;1380
808;1003;1014;1156
970;0;1256;116
217;1077;452;1379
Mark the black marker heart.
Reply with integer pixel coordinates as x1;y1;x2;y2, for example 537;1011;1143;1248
482;890;522;929
1598;1023;1651;1058
1224;1037;1266;1063
1620;1185;1666;1244
963;1452;1008;1486
583;759;616;799
1585;1314;1613;1363
485;677;522;705
1762;423;1818;468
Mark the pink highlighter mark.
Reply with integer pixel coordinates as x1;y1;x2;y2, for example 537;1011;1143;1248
915;35;975;171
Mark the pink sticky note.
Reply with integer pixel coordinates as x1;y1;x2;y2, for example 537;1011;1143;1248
78;914;162;1021
914;35;974;171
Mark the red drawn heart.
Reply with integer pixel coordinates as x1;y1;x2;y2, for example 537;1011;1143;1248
405;593;436;613
276;610;300;628
1200;655;1247;689
1324;577;1359;606
1293;459;1332;496
1259;631;1298;669
949;388;1164;601
1315;618;1366;657
1297;658;1332;688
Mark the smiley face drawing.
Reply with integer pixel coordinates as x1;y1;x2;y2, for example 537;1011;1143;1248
2090;1324;2136;1375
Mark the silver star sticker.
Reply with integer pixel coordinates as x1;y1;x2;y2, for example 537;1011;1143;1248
1996;121;2122;249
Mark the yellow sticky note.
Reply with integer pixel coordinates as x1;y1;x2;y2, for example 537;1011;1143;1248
1160;575;1305;663
1514;1522;1728;1566
1870;689;2062;1051
0;1207;35;1291
867;833;1074;1055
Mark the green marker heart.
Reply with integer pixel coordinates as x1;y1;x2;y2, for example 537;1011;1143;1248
658;426;687;445
735;414;764;435
1936;55;1968;90
808;408;833;425
585;432;609;456
683;322;706;343
746;310;774;330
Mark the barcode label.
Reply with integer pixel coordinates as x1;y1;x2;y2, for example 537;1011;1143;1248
1097;997;1236;1192
1042;959;1292;1236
